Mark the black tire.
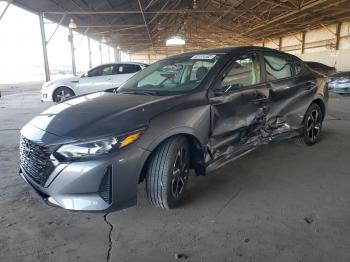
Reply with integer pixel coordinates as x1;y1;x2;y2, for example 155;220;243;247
53;87;75;102
145;136;190;209
295;103;323;146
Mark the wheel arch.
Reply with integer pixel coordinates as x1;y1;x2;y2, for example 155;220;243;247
311;98;326;120
138;132;206;184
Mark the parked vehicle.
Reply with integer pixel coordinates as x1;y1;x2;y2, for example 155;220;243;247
41;62;148;102
305;61;336;76
20;46;328;212
328;71;350;94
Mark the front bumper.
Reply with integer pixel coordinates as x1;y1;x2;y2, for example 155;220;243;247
19;139;150;212
41;85;55;102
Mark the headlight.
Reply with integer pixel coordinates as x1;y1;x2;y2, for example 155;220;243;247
54;129;145;161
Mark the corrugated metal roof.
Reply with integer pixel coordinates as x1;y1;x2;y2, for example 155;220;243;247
11;0;350;52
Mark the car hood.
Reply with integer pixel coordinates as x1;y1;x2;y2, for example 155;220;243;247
27;91;185;140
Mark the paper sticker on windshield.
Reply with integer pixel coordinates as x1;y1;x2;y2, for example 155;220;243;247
191;54;216;60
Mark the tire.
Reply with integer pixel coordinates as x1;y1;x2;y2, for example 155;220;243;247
145;136;190;209
53;87;75;102
295;103;323;146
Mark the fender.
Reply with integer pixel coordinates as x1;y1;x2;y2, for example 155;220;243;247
137;104;211;152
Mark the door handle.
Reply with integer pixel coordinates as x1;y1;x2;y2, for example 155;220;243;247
304;81;316;90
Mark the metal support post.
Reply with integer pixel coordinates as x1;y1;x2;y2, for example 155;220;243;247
69;29;77;76
38;13;50;81
87;37;92;68
99;42;103;64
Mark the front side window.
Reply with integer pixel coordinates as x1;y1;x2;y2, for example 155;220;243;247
88;65;113;77
218;53;261;93
264;54;293;81
118;54;223;94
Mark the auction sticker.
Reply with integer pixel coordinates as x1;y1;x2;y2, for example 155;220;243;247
191;54;216;60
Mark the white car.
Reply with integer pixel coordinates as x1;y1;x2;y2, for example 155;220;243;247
41;62;148;102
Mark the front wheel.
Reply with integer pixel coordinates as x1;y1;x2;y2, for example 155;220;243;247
53;87;75;102
296;103;323;145
145;136;190;209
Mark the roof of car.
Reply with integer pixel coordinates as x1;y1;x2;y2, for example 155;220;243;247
96;62;148;67
165;46;298;59
330;71;350;77
305;61;334;69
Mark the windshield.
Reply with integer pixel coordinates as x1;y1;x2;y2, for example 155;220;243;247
118;53;224;95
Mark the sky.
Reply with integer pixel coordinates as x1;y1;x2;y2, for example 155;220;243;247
0;3;115;84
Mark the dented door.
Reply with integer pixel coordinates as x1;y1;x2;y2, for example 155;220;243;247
207;52;269;165
262;52;317;135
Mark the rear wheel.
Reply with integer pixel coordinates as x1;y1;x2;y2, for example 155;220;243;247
295;103;323;145
53;87;75;102
145;136;190;209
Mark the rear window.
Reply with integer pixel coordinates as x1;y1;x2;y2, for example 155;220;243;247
264;54;293;81
292;58;304;75
116;64;142;74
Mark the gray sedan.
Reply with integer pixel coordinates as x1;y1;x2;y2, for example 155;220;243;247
19;46;328;212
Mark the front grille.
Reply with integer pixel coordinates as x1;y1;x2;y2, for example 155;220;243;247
20;136;55;187
98;166;112;204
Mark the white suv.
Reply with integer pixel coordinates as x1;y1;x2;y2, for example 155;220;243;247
41;62;148;102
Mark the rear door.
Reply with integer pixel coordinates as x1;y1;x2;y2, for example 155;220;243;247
262;52;317;133
208;51;270;164
112;64;142;87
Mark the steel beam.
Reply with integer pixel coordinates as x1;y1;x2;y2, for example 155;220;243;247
335;22;341;50
138;0;153;47
114;48;120;62
0;0;12;22
99;42;103;64
301;31;306;54
47;14;66;44
43;8;350;15
87;37;92;68
278;37;282;51
38;13;50;81
69;29;77;76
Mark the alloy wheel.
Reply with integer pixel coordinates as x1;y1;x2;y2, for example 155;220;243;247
306;108;321;142
171;148;189;199
56;90;72;102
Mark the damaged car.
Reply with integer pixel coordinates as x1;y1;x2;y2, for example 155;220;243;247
19;46;328;212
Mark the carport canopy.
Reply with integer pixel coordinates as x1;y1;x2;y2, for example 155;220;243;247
10;0;350;52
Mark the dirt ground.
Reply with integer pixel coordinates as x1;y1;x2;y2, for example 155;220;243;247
0;84;349;262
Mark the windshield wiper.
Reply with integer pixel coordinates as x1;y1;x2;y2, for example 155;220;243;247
118;90;159;96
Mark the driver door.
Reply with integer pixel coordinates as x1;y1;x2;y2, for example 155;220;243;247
78;64;115;94
208;52;270;164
